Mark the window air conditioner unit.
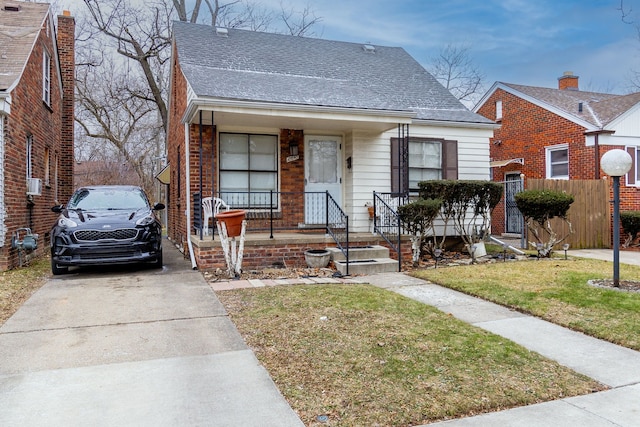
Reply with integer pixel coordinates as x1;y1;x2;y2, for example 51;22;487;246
26;178;42;196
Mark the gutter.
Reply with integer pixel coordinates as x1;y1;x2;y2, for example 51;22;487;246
584;129;616;179
184;123;198;270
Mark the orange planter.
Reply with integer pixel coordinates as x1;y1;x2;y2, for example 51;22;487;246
215;210;246;237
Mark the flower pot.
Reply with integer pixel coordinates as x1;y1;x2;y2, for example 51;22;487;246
215;210;246;237
367;206;375;219
304;249;331;268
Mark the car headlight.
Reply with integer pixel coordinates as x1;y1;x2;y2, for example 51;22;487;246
58;217;77;228
136;215;155;226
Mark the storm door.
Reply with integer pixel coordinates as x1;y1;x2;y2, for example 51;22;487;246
304;135;342;225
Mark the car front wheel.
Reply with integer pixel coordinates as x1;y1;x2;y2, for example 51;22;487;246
51;250;69;275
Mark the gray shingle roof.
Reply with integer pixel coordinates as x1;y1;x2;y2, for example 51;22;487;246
501;82;640;128
0;1;49;91
173;21;494;125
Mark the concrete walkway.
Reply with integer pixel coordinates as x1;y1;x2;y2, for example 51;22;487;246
0;244;304;427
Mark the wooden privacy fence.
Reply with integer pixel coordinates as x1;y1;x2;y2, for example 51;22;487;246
527;179;610;249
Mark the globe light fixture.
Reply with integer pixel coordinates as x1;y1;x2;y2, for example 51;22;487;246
600;149;633;287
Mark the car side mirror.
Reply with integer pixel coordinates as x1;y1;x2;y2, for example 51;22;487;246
153;203;165;211
51;205;64;213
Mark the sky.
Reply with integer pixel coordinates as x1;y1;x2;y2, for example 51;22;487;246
58;0;640;97
267;0;640;96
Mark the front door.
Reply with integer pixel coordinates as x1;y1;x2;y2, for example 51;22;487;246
304;135;342;224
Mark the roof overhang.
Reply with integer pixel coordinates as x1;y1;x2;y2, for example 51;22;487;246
490;158;524;168
0;93;11;115
182;98;414;133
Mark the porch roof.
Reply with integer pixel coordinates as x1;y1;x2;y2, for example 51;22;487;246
183;97;413;133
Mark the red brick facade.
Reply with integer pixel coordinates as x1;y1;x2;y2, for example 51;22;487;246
0;10;75;270
477;86;640;238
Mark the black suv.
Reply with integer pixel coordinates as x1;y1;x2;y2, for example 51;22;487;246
50;185;165;275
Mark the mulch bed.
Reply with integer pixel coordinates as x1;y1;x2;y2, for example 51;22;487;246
588;279;640;292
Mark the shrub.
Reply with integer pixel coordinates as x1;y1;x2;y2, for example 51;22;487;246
418;180;503;253
515;189;574;256
621;211;640;247
398;198;442;263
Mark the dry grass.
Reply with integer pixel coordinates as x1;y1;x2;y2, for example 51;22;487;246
218;283;603;426
0;257;50;326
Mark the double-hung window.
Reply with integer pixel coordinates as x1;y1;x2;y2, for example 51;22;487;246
43;50;51;106
219;133;278;207
391;137;457;193
545;144;569;179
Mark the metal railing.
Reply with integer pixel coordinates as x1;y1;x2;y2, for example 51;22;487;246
326;192;349;275
373;191;409;272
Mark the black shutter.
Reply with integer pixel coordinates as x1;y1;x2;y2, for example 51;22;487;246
442;139;458;180
391;137;408;193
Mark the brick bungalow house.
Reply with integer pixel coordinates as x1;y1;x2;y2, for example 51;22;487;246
0;1;75;270
475;72;640;241
166;22;496;271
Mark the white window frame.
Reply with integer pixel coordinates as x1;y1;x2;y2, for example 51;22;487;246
218;132;279;208
43;50;51;106
545;144;569;179
408;139;442;190
626;146;640;187
495;100;503;121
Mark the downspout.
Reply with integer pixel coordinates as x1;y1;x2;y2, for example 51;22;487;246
184;122;198;270
594;133;600;179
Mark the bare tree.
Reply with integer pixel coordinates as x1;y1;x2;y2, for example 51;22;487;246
75;0;320;195
618;0;640;92
428;43;485;108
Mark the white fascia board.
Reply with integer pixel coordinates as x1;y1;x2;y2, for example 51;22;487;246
181;97;414;125
412;117;499;130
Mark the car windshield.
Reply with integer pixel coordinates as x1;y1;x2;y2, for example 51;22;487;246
68;188;149;211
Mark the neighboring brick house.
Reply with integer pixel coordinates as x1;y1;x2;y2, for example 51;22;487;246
167;23;496;270
0;1;74;270
475;72;640;238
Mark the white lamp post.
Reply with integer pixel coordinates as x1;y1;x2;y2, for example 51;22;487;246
600;149;633;287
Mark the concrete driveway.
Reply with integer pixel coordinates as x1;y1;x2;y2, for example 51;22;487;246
0;241;303;426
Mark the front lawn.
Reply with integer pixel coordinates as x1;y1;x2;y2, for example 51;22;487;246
218;283;603;426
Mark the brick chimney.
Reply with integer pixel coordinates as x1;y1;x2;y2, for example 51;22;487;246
558;71;579;91
57;10;75;201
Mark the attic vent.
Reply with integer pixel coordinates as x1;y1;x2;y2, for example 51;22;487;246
363;44;375;53
578;102;583;112
215;27;228;37
3;5;21;12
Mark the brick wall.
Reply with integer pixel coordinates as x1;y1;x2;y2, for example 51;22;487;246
0;10;73;270
477;87;640;238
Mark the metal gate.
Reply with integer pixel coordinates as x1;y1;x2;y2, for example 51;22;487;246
503;174;524;234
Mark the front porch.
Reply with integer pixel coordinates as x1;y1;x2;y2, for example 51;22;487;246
190;231;412;273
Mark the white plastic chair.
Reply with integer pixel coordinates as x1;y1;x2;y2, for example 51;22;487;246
202;196;230;235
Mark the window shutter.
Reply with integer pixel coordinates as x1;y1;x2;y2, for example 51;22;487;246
627;146;637;186
390;137;408;193
442;139;458;180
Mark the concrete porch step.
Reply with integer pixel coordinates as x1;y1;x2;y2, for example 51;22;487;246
333;258;400;275
326;245;389;261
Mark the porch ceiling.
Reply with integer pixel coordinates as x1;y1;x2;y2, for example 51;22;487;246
185;99;413;133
